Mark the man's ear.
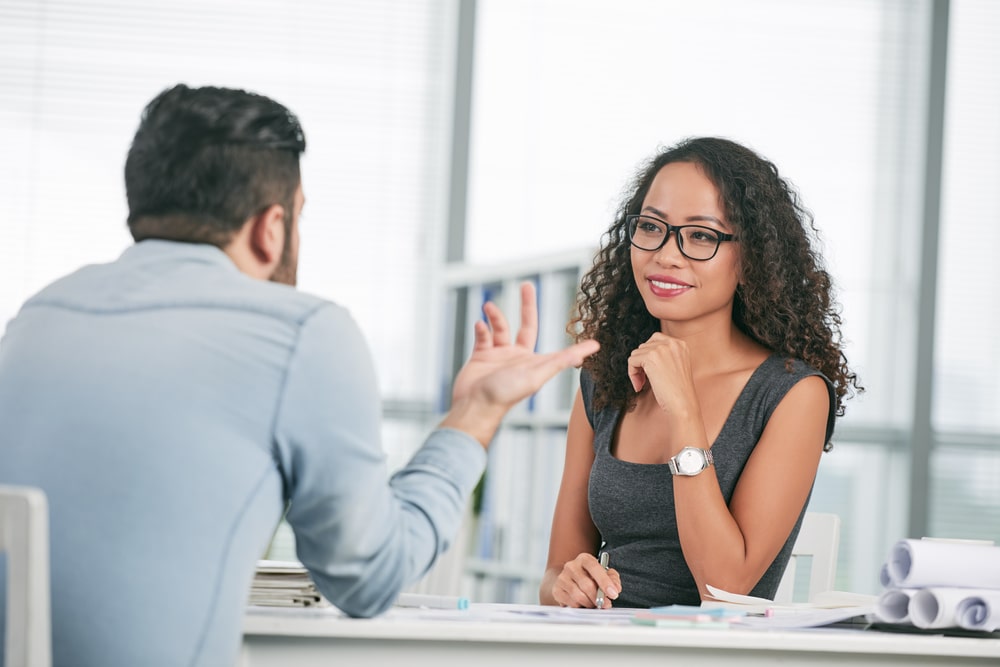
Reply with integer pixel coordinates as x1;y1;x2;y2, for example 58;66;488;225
248;204;286;270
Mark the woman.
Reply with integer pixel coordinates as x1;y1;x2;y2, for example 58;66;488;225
539;136;862;609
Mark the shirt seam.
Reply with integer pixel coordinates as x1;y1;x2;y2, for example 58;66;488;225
267;301;332;498
186;464;275;666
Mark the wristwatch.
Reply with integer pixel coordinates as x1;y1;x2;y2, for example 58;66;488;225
667;446;714;476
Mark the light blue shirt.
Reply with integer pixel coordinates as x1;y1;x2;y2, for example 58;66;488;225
0;240;486;667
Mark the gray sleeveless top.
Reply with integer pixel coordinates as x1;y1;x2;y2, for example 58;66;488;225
584;354;835;608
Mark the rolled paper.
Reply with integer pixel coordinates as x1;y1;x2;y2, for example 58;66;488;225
887;539;1000;589
879;562;893;588
955;591;1000;632
875;588;916;624
910;587;975;629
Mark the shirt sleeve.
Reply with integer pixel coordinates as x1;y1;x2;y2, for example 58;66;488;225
271;303;486;617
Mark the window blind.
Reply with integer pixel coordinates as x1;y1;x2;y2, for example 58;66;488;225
0;1;458;565
0;0;455;401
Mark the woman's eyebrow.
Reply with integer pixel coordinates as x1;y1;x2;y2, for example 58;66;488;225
641;206;726;227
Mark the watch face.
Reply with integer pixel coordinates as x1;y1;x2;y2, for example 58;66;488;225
677;448;703;474
677;449;702;474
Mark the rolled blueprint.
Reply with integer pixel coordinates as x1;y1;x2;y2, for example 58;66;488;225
955;591;1000;632
887;539;1000;589
879;563;893;588
910;587;974;629
875;588;917;624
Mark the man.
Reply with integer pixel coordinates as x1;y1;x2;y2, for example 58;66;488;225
0;84;597;667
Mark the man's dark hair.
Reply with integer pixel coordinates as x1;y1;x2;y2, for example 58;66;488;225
125;84;307;247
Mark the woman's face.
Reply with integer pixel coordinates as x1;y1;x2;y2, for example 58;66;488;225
630;161;741;331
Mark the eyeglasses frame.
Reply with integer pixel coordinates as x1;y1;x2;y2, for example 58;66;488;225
626;213;737;261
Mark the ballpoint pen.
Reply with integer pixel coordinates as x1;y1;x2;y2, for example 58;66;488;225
595;551;610;608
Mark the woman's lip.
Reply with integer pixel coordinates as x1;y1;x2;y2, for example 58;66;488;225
648;278;692;297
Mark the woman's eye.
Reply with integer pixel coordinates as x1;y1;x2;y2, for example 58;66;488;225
688;229;718;243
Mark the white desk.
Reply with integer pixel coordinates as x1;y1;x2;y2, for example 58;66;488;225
240;605;1000;667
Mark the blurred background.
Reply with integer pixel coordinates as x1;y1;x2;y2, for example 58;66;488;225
2;0;998;599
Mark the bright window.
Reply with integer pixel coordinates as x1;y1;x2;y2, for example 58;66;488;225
930;0;1000;539
0;0;455;438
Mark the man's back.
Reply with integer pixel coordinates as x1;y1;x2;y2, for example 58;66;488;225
0;83;598;667
0;240;342;665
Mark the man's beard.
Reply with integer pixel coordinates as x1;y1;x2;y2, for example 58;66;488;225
269;237;297;286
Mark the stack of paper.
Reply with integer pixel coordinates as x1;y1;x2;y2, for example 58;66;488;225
249;560;329;608
874;538;1000;632
702;585;876;629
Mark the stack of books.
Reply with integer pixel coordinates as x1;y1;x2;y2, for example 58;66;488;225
249;560;329;608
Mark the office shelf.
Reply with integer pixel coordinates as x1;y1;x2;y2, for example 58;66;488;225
436;248;594;604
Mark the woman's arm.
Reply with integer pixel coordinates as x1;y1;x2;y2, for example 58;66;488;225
674;374;830;597
628;333;830;598
539;389;619;607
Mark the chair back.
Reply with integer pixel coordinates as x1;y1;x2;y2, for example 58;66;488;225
0;484;52;667
773;512;841;604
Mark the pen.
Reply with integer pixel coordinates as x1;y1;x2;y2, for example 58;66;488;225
595;551;610;608
395;593;470;610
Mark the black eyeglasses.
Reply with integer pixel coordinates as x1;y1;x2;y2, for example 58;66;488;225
626;214;736;261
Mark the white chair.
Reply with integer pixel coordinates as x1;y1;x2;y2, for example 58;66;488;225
773;512;841;604
0;484;52;667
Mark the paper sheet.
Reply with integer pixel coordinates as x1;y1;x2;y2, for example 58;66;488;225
736;607;873;629
401;603;637;625
705;585;875;611
702;585;875;628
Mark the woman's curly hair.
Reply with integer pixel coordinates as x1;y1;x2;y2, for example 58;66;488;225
572;137;862;449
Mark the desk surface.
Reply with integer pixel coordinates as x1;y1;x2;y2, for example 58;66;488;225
241;605;1000;667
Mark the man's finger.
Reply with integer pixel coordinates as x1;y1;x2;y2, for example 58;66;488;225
519;341;600;388
471;319;493;350
515;281;539;350
482;301;511;346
